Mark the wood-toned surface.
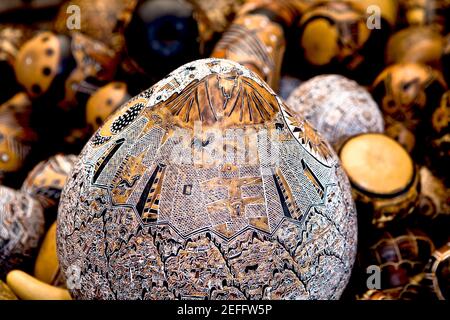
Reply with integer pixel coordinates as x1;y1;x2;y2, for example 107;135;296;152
211;0;296;90
34;222;62;286
21;154;77;214
371;62;447;153
423;242;450;300
386;26;444;68
86;82;130;132
14;32;62;97
54;0;137;52
0;93;36;184
212;15;285;89
0;280;18;300
298;1;371;67
6;270;71;300
348;0;399;26
340;133;414;195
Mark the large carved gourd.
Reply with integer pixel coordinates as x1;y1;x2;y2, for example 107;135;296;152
57;58;358;300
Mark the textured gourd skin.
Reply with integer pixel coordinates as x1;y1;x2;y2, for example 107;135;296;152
21;154;77;227
57;58;358;300
399;0;450;34
367;229;435;289
0;186;44;279
423;242;450;300
371;63;447;155
0;93;37;186
426;91;450;186
294;1;391;83
386;26;444;68
0;25;34;104
211;0;297;91
286;75;384;150
54;0;137;53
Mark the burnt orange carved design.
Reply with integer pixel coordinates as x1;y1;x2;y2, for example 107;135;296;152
372;63;447;151
281;105;334;163
211;0;296;89
163;71;279;128
201;163;267;238
298;1;371;68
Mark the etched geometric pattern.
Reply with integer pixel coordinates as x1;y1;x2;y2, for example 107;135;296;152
0;186;44;279
286;74;384;148
57;59;357;300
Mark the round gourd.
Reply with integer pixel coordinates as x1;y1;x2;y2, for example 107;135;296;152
286;74;384;149
57;58;358;300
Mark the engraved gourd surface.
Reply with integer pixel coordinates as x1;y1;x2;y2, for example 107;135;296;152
57;58;357;300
